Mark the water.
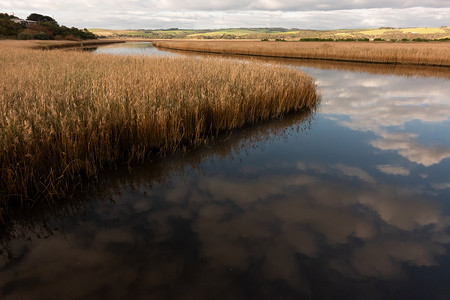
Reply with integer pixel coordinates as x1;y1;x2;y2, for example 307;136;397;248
93;41;175;56
1;42;450;299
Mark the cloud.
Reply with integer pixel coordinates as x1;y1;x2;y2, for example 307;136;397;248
432;182;450;190
3;5;450;29
314;69;450;167
2;158;450;298
371;132;450;167
297;162;375;183
4;0;450;13
377;164;410;176
350;239;445;277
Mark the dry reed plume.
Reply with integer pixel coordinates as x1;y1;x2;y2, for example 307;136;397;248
0;46;319;205
152;40;450;67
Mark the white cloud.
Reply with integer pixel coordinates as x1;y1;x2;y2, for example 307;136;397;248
315;70;450;167
432;182;450;190
377;165;410;176
3;5;449;29
371;132;450;167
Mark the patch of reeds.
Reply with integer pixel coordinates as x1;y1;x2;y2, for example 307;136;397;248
0;46;319;205
160;47;450;79
152;40;450;66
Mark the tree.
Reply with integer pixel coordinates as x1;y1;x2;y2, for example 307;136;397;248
27;13;57;24
0;13;26;37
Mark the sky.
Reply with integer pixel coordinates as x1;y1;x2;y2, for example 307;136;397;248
1;0;450;29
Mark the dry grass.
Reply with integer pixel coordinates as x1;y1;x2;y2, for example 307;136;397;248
0;39;125;50
160;47;450;79
152;40;450;66
0;46;319;205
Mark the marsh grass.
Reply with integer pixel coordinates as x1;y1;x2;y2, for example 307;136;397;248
152;40;450;66
0;46;319;205
160;47;450;79
0;109;315;252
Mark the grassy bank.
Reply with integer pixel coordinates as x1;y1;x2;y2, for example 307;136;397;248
152;40;450;66
0;39;125;50
0;46;319;205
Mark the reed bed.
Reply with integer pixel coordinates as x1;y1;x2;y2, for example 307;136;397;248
0;46;319;205
152;40;450;67
161;46;450;79
0;39;125;50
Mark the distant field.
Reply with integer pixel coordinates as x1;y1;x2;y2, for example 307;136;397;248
89;27;450;41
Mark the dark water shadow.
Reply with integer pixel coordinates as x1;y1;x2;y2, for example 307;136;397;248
0;109;316;260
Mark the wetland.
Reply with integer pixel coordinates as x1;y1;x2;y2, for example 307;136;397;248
1;42;450;299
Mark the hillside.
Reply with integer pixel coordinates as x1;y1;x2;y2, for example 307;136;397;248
89;27;450;41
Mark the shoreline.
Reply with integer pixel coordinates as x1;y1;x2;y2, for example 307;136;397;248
0;45;320;206
152;40;450;67
0;39;126;50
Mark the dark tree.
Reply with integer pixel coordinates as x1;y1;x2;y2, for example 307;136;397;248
0;13;26;37
26;13;57;24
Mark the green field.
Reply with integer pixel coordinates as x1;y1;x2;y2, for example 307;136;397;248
89;27;450;41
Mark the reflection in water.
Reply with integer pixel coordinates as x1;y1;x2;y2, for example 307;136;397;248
313;68;450;168
1;43;450;299
94;42;175;56
158;46;450;79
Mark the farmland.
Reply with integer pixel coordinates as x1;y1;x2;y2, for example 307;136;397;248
89;26;450;41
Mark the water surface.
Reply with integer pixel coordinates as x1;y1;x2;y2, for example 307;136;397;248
93;41;175;56
1;42;450;299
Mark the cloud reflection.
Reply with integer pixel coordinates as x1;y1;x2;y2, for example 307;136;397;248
314;69;450;167
4;158;448;298
1;67;450;298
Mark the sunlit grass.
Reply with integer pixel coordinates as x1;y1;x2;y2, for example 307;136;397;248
153;40;450;66
0;46;319;204
400;28;446;34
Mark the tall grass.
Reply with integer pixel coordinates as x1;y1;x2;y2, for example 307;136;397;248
0;110;315;251
0;46;319;205
161;47;450;79
152;40;450;67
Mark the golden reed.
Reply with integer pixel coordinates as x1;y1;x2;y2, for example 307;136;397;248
0;46;319;204
152;40;450;67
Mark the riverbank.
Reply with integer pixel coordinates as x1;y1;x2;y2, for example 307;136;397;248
0;46;319;206
0;39;125;50
152;40;450;67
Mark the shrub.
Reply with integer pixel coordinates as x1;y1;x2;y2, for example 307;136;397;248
412;38;430;42
299;38;333;42
64;35;78;41
0;13;26;38
17;29;51;40
336;38;357;42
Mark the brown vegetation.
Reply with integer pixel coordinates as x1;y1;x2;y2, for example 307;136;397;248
160;47;450;79
0;46;319;205
0;109;315;248
152;40;450;66
0;39;125;50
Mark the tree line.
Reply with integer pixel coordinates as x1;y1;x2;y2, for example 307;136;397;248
0;13;96;40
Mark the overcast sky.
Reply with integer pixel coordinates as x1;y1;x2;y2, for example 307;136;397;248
2;0;450;29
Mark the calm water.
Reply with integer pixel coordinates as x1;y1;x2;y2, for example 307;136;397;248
93;41;175;56
1;43;450;299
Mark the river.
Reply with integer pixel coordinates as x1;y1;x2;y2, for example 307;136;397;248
1;42;450;299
